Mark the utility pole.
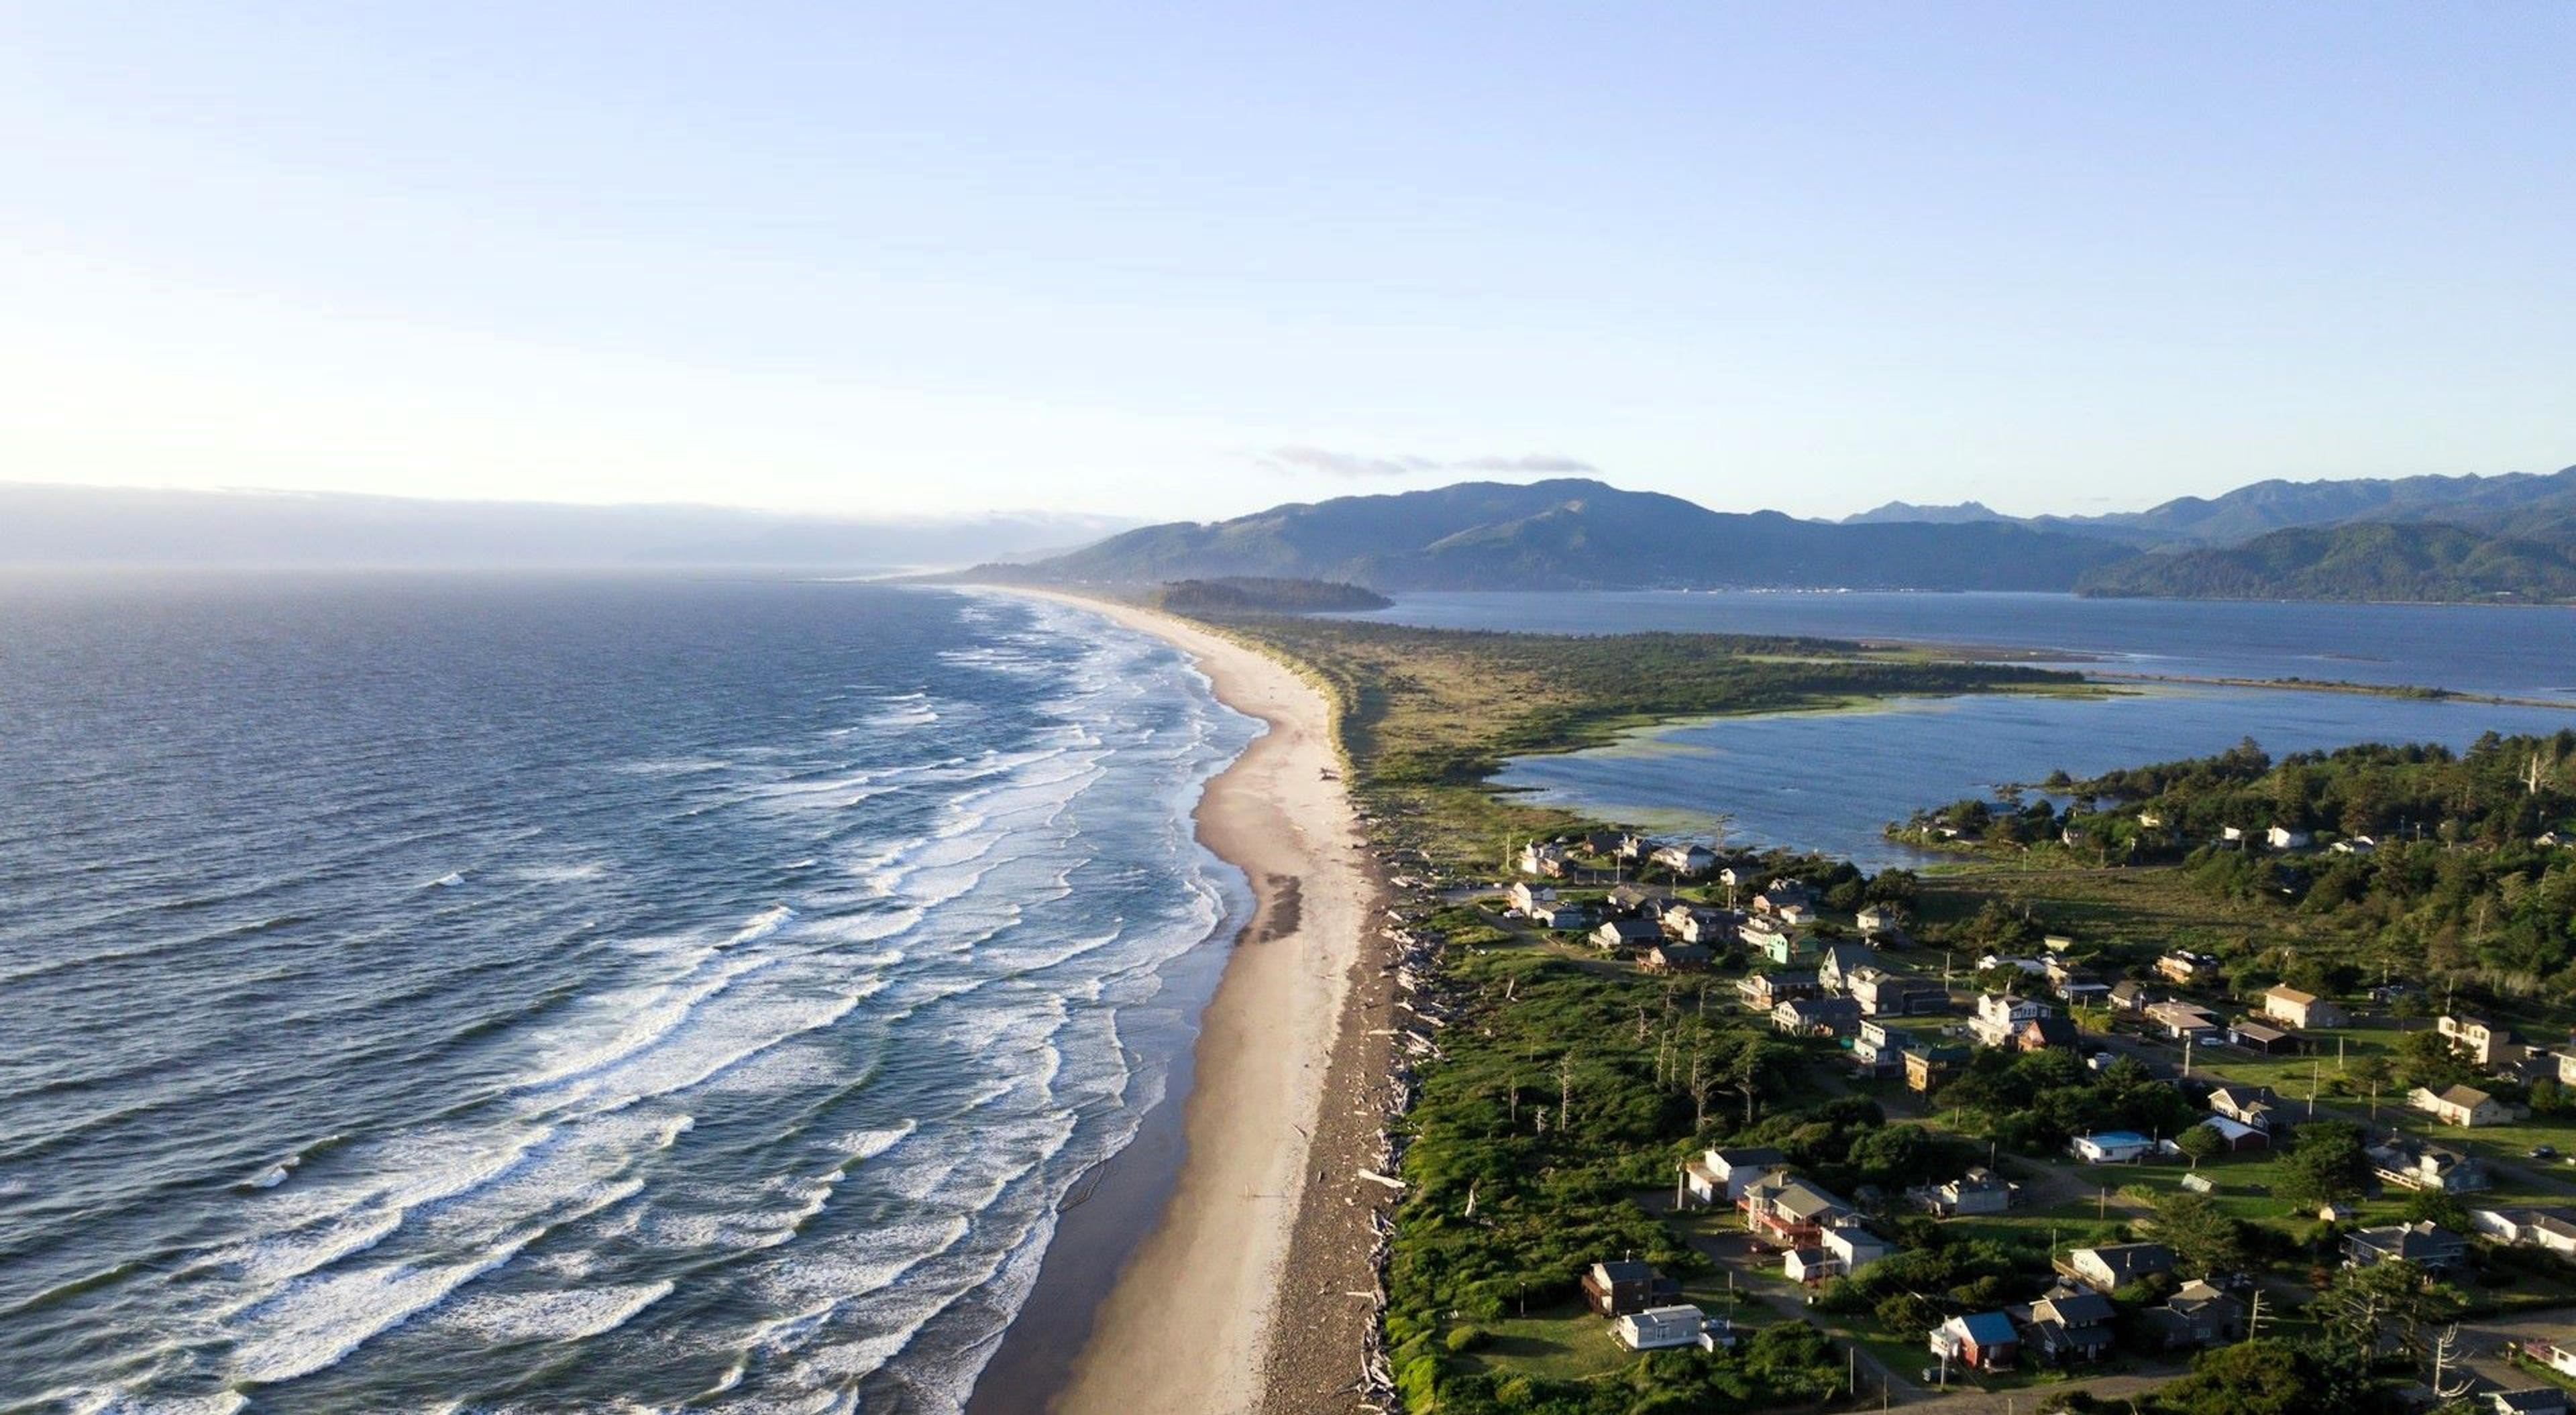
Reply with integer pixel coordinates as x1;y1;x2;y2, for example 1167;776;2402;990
2183;1033;2194;1079
2337;1035;2347;1072
2310;1059;2321;1117
2245;1288;2265;1341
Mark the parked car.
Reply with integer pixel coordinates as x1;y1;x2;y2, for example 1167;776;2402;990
2531;1145;2559;1159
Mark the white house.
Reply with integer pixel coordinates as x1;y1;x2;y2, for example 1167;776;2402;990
1651;842;1715;876
2261;985;2347;1030
1613;1304;1709;1351
2438;1013;2524;1068
1505;881;1555;915
2469;1206;2576;1256
2330;836;2377;855
2410;1084;2511;1128
1818;1222;1896;1277
1683;1145;1789;1206
1517;842;1570;876
2266;826;2312;850
1533;903;1587;931
1971;993;2053;1048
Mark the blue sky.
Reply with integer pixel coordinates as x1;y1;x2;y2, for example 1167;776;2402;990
2;2;2569;522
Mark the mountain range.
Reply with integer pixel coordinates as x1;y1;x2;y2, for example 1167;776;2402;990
996;479;2135;592
985;465;2576;602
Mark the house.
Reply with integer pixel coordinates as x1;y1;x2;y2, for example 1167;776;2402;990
1855;905;1897;935
1979;954;2050;979
2261;984;2348;1029
1642;942;1712;973
2343;1221;2469;1274
2369;1134;2491;1193
1774;996;1862;1039
1739;1172;1851;1247
1650;842;1715;876
2147;1279;2245;1351
1850;1019;1913;1075
2220;826;2247;844
1771;901;1815;927
2068;1131;2155;1165
2487;1391;2571;1415
2410;1083;2510;1128
2207;1085;2282;1131
1582;1259;1678;1316
2541;830;2572;849
1593;918;1661;952
2019;1015;2081;1053
1847;968;1949;1017
2139;811;2165;828
1532;902;1588;931
2228;1019;2302;1055
2145;999;2223;1042
2021;1289;2117;1365
1505;881;1555;915
2156;951;2216;984
2108;978;2153;1013
1579;830;1625;857
2054;973;2112;1007
1668;907;1735;945
1607;885;1676;917
1817;1222;1897;1278
2559;1050;2576;1088
2266;826;2312;850
1905;1043;1970;1093
1817;942;1878;995
2199;1115;2271;1153
2468;1205;2576;1256
1737;969;1820;1012
1615;831;1653;860
1517;842;1570;876
1929;1312;2020;1373
2059;1241;2175;1293
1613;1304;1709;1352
1754;879;1817;914
1743;919;1815;966
2330;836;2377;855
1917;1166;2013;1216
1971;993;2054;1048
1781;1247;1835;1284
2439;1013;2524;1068
1683;1146;1789;1206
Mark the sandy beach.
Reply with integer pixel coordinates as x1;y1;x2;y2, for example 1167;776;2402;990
994;591;1385;1415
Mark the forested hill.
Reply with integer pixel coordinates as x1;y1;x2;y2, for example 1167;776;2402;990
2074;520;2576;603
972;478;2133;592
1145;577;1392;614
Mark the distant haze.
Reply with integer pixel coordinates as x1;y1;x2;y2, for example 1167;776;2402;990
0;484;1136;572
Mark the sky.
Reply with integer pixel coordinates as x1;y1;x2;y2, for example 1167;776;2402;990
1;2;2570;524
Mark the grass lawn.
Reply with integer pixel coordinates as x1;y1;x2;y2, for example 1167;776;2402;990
1452;1301;1640;1383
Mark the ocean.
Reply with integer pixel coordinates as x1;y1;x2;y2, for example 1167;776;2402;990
0;575;1256;1414
1334;590;2576;868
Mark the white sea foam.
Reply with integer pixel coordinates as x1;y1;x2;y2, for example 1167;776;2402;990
431;1278;674;1344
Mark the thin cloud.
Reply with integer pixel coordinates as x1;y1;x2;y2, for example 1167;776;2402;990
1256;447;1597;479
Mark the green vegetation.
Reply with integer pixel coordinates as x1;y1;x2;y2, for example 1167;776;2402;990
1143;575;1391;614
2076;519;2576;603
1905;732;2576;999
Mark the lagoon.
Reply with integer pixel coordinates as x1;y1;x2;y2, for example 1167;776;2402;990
1338;591;2576;869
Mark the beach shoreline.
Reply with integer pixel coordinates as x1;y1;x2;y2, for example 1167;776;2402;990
969;589;1392;1415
